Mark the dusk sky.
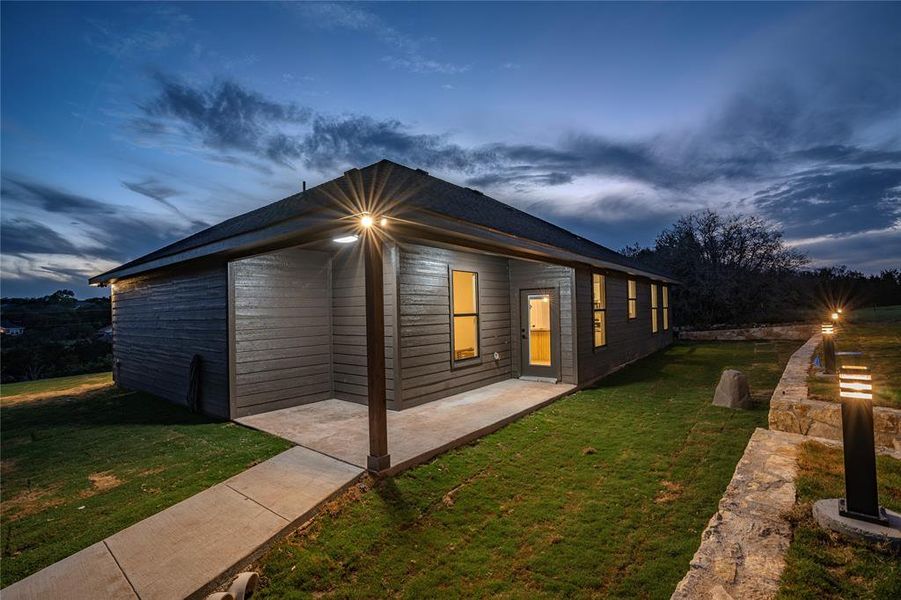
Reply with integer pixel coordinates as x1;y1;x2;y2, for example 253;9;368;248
2;1;899;298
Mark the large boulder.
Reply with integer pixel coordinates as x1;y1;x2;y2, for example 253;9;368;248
713;369;752;409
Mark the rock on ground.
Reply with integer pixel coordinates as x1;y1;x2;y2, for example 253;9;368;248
713;370;752;409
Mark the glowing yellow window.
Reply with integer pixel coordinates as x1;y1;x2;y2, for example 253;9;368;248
592;273;606;347
651;283;659;333
627;279;637;319
663;286;670;330
452;270;479;361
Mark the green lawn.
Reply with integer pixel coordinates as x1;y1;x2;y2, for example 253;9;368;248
254;340;799;599
0;372;112;399
0;385;292;588
777;441;901;600
809;306;901;409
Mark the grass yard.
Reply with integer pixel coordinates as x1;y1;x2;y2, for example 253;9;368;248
808;305;901;409
778;441;901;600
1;372;113;403
254;340;799;599
0;383;291;588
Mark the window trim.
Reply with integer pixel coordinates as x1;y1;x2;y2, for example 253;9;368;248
651;283;659;334
627;279;637;320
592;272;607;349
449;268;482;368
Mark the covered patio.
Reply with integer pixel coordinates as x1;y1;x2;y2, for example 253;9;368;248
236;378;576;474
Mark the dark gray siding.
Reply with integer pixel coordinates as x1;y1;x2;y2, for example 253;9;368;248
509;260;577;384
330;244;397;407
575;269;673;384
397;243;511;407
230;248;332;417
112;264;229;418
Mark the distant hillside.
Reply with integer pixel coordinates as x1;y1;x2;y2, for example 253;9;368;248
1;290;112;382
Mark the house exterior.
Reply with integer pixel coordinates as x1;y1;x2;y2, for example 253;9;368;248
0;322;25;336
91;160;675;469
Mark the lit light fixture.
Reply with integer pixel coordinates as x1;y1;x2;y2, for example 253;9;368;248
333;234;359;244
360;214;374;228
837;308;843;314
839;366;873;400
380;217;388;227
821;323;834;335
831;312;840;321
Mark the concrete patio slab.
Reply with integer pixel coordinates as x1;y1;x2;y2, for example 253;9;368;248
237;378;577;473
2;542;138;600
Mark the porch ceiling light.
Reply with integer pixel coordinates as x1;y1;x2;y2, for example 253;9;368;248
831;312;840;321
360;214;375;228
334;234;359;244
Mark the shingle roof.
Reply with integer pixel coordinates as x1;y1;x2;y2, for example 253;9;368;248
94;159;674;282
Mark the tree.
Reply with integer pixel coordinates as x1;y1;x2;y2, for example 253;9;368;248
622;210;808;327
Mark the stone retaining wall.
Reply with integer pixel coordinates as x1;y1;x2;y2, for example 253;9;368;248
679;324;816;342
767;334;901;455
671;428;804;600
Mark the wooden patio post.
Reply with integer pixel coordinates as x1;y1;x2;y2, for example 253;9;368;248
364;232;391;473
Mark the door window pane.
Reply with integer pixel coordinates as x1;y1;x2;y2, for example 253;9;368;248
651;283;659;333
528;294;551;366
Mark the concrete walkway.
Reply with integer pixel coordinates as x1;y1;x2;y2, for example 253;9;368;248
237;378;577;474
3;447;363;600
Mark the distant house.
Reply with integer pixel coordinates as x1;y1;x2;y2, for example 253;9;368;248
91;160;676;469
0;321;25;336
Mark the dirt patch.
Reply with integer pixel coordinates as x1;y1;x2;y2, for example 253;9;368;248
80;472;124;498
2;486;64;521
654;480;684;504
1;382;113;407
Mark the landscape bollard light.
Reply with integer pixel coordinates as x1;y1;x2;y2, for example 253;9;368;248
838;365;889;525
821;322;836;374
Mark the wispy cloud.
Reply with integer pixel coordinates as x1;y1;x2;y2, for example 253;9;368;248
292;2;469;75
83;5;191;58
122;178;208;228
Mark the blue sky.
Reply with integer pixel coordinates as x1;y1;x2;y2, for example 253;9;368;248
2;1;899;297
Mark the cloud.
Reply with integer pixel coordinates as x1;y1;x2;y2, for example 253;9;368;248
789;225;901;272
1;176;198;264
122;178;207;228
84;5;191;57
0;219;84;256
127;56;900;273
292;2;469;75
139;73;312;162
751;167;901;238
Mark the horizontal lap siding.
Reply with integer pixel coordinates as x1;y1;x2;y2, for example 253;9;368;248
576;269;673;384
112;264;229;418
331;244;396;407
398;244;511;407
231;248;332;417
509;260;577;384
